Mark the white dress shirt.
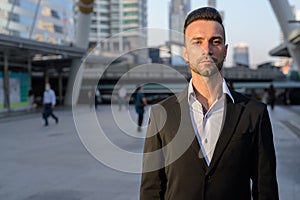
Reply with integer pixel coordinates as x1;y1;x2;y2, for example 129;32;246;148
43;89;56;106
188;79;234;165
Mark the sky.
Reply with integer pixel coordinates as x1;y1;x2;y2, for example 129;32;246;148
147;0;300;67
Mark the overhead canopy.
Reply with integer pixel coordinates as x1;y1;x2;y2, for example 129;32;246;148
269;26;300;58
289;26;300;46
0;33;86;71
269;43;290;57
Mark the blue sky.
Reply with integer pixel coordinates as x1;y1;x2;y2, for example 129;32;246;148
147;0;300;67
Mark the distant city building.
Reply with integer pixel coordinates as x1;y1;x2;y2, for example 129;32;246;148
0;0;74;45
169;0;190;65
169;0;190;45
233;42;250;67
208;0;216;8
80;0;147;62
149;48;161;63
206;1;224;21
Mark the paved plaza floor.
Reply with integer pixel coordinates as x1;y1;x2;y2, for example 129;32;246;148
0;104;300;200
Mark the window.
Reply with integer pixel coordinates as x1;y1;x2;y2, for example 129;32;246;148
100;21;109;25
100;4;109;9
9;0;20;5
123;3;138;8
100;13;109;17
8;12;20;22
51;10;60;19
100;29;109;33
124;11;138;16
54;25;63;33
123;19;138;24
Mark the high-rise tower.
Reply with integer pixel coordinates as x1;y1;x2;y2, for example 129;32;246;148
208;0;216;8
169;0;191;65
82;0;147;58
233;43;250;67
169;0;190;45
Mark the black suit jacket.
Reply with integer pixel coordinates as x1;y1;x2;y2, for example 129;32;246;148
140;87;279;200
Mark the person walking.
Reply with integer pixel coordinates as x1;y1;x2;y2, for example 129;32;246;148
134;86;147;132
94;88;101;109
118;85;128;111
140;7;278;200
88;89;93;108
42;83;59;126
267;84;276;110
28;88;36;112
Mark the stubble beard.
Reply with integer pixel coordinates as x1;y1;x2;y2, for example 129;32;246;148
191;61;223;78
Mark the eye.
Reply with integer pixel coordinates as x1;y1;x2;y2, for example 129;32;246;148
192;40;201;46
212;39;222;46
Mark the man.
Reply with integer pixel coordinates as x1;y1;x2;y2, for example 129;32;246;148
140;7;278;200
42;83;59;126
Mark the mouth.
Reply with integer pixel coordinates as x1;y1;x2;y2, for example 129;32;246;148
200;60;214;65
200;60;213;63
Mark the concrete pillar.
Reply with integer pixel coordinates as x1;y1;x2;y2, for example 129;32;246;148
269;0;300;72
3;52;10;111
58;70;63;105
27;58;32;88
64;0;94;106
44;68;49;83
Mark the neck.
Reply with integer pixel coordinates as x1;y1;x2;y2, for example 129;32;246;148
191;71;223;110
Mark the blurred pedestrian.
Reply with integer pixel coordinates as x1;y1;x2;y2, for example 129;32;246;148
95;88;102;109
118;85;127;111
267;84;276;110
134;86;147;132
28;88;36;112
42;83;59;126
88;89;93;108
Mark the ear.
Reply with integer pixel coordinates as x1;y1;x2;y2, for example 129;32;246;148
182;46;189;63
224;44;228;59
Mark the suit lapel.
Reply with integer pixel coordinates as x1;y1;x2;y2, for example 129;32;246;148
176;87;208;173
207;95;244;174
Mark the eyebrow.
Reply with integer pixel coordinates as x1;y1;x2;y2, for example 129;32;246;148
189;36;224;42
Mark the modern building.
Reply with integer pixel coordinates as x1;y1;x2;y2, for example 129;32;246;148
82;0;147;61
169;0;190;45
169;0;190;65
233;42;250;67
208;0;216;8
0;0;74;45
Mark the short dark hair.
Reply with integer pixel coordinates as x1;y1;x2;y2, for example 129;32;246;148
183;7;225;43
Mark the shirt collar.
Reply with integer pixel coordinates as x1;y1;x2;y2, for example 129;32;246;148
188;78;235;104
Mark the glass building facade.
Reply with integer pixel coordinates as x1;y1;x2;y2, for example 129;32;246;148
0;0;74;45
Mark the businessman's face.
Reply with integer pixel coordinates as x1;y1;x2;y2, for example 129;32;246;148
182;20;228;77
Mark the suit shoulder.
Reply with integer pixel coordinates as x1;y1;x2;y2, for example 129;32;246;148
157;94;178;106
231;90;266;110
150;94;180;114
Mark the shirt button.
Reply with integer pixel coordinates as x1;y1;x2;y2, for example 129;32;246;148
204;138;208;143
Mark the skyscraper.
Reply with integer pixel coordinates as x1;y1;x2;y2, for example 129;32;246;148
169;0;190;45
208;0;216;8
0;0;74;45
85;0;147;56
233;43;250;67
169;0;191;65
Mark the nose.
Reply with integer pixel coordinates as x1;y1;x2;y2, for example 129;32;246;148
201;41;212;55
